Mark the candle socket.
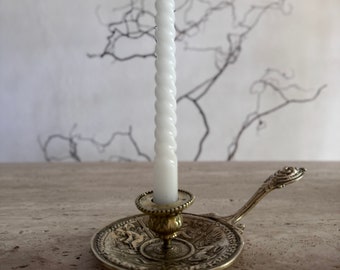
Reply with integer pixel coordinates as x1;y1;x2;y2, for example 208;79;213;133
135;190;195;250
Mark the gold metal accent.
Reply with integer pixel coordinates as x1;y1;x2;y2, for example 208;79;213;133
135;190;195;249
91;166;306;269
91;213;244;270
224;166;306;224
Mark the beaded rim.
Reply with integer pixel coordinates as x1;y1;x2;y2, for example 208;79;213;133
135;190;195;216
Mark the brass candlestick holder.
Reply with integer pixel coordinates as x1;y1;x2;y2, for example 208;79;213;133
91;166;305;270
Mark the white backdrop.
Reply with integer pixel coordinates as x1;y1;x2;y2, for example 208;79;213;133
0;0;339;162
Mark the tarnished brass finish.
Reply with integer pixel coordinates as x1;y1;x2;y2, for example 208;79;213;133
135;190;195;249
91;166;306;270
91;213;244;270
223;166;306;224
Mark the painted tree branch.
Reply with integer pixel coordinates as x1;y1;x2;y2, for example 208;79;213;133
227;68;326;160
38;124;151;162
176;0;292;160
40;0;324;162
89;0;296;161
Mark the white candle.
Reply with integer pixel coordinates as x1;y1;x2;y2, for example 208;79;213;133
153;0;178;205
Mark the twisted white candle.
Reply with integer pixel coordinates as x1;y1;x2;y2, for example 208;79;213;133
153;0;178;205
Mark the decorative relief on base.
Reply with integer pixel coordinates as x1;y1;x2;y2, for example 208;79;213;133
91;213;243;270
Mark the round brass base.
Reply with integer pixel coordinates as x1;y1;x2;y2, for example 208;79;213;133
91;213;244;270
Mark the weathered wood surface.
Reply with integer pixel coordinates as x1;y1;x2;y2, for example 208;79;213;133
0;162;339;270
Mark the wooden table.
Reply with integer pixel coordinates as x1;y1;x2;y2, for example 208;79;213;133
0;162;339;269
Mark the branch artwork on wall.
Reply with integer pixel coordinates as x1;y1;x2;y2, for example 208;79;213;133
39;0;325;162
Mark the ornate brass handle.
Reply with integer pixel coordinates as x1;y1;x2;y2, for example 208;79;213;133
224;166;306;225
